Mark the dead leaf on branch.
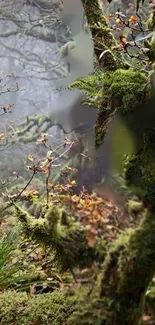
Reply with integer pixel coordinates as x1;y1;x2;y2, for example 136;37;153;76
129;15;139;24
21;188;39;200
36;133;48;145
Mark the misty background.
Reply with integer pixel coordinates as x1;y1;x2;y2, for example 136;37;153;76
0;0;126;192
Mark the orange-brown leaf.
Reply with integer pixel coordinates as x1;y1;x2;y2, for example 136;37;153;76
129;15;138;24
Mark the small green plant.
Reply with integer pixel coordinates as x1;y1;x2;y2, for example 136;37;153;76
0;232;35;291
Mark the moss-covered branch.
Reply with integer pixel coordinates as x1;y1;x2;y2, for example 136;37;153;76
81;0;128;69
1;114;86;148
14;204;99;271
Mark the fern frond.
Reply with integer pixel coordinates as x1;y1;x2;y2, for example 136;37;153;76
65;68;104;108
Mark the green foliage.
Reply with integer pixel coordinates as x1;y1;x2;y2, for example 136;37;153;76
67;68;149;131
68;65;148;113
66;285;107;325
94;68;149;147
66;67;104;109
0;233;33;290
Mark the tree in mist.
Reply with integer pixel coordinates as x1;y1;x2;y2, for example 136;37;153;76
0;1;155;325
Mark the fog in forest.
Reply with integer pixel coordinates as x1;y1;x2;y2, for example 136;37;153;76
0;0;117;193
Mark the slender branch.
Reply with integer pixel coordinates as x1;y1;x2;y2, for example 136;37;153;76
0;170;36;215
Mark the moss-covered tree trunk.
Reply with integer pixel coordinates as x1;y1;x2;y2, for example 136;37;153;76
81;1;155;324
99;204;155;325
81;0;127;69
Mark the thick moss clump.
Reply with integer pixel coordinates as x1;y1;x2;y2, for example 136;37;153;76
69;68;149;148
0;286;106;325
99;204;155;325
95;68;149;147
109;69;148;113
0;290;69;325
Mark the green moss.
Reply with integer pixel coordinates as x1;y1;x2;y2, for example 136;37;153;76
66;284;107;325
0;290;69;325
110;69;148;112
99;68;148;112
82;0;127;69
0;286;107;325
69;67;149;149
82;0;116;59
100;205;155;324
14;204;102;271
95;68;149;147
123;147;155;202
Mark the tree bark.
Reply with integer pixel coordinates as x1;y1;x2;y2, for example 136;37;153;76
100;204;155;324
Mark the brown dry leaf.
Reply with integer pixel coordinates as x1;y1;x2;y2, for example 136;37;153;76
105;14;115;20
142;314;151;322
120;35;127;44
36;133;48;145
80;198;87;206
129;15;138;24
48;182;54;188
85;227;98;247
86;233;96;247
91;198;104;206
21;189;39;200
38;165;49;174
